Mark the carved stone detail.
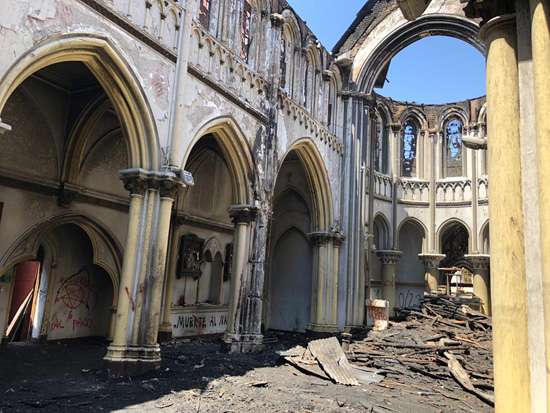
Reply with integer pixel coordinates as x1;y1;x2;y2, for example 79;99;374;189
418;253;446;269
463;0;515;25
465;254;490;270
269;13;284;29
376;250;403;265
123;176;148;196
159;179;180;200
229;205;258;225
309;231;331;247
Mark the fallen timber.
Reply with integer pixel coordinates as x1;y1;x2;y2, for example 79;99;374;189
345;296;494;407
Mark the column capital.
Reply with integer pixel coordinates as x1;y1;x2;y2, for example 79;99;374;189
331;231;345;247
463;0;515;26
418;253;446;268
269;13;285;29
309;231;332;246
390;122;402;133
229;204;259;225
120;168;184;198
376;250;403;265
465;254;490;270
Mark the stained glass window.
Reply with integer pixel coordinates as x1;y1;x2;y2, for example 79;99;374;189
445;119;463;177
240;0;252;61
401;120;417;177
199;0;211;28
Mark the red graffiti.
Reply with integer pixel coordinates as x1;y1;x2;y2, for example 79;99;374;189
382;280;394;287
125;287;135;311
51;319;65;331
367;307;388;321
72;317;93;330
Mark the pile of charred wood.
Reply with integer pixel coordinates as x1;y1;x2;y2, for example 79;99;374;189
344;296;494;407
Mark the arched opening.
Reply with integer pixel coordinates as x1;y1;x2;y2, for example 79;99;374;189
1;223;116;343
169;135;235;336
395;221;425;308
439;222;472;287
266;151;313;332
370;215;390;297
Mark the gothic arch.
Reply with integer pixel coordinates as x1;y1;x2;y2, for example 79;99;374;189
184;116;256;206
279;139;334;231
373;212;391;250
0;34;160;171
0;213;123;304
356;13;484;93
436;218;472;254
396;217;427;252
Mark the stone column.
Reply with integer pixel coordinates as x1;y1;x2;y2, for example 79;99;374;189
222;205;257;353
142;180;181;359
331;233;344;326
39;261;57;342
376;250;402;317
418;253;445;293
465;254;491;316
158;213;185;342
478;8;531;411
307;231;333;333
104;174;147;372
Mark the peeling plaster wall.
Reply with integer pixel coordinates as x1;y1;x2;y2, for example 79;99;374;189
0;0;174;150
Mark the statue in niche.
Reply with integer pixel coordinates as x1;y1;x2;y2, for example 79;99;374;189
177;234;204;279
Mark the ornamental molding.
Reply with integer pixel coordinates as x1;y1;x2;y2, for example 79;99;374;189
376;250;403;265
465;254;491;270
418;253;446;268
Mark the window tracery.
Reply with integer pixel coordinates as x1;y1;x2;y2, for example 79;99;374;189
401;120;417;177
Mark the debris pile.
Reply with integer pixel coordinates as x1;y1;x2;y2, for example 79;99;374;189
346;295;494;407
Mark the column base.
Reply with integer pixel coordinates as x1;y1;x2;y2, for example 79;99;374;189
157;323;173;343
220;333;264;354
102;344;161;378
306;323;340;337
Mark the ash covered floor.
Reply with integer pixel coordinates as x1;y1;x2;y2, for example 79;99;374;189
0;327;493;412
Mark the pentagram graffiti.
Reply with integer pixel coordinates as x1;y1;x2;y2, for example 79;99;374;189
54;266;98;312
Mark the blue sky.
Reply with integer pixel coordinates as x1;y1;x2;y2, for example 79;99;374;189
289;1;487;104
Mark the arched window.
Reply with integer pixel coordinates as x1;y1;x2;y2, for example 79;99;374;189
444;118;463;177
303;57;310;109
374;114;388;174
199;0;211;28
240;0;252;61
280;36;287;90
401;119;418;177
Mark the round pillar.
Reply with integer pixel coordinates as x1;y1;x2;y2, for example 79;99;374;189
376;250;402;317
480;13;531;411
465;254;491;316
418;254;445;293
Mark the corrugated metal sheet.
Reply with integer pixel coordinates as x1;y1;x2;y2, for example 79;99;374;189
308;337;359;386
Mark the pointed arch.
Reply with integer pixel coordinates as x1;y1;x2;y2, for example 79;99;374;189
396;217;427;252
0;213;123;304
436;218;472;254
279;139;333;231
0;34;160;171
183;116;256;206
